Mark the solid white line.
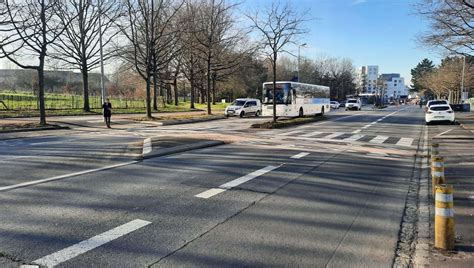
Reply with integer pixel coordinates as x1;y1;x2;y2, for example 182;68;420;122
142;138;152;155
396;137;414;147
33;219;151;267
370;135;389;144
300;131;322;137
344;134;364;142
290;152;310;159
323;132;344;139
0;161;138;192
195;165;280;199
352;129;361;134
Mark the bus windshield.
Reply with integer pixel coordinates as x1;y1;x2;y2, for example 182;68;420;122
263;83;290;104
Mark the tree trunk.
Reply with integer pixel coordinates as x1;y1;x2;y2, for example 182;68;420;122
190;69;195;109
212;73;216;105
206;56;211;115
153;74;158;110
81;67;90;111
174;78;178;106
37;67;47;126
146;75;152;118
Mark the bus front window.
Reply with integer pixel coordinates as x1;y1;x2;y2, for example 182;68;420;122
263;84;289;104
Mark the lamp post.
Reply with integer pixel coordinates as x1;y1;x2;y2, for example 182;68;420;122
98;0;106;105
461;55;466;103
297;43;307;83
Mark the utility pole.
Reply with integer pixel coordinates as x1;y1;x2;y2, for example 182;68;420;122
297;43;307;83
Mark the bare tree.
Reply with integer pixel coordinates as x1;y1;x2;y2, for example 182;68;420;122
52;0;122;111
120;0;182;118
417;0;474;56
246;2;308;122
191;0;241;115
0;0;71;125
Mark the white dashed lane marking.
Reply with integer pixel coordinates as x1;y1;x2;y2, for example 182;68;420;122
195;165;281;199
290;152;310;159
32;219;151;267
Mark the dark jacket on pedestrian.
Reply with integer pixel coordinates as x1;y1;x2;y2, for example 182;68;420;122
103;102;112;117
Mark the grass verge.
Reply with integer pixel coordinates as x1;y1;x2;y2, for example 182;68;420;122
251;115;327;129
0;122;65;132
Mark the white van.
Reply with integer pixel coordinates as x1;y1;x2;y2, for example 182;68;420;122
225;98;262;117
345;98;361;111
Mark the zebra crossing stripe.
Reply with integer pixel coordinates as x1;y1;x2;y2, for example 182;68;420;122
396;137;414;147
370;135;389;144
344;134;364;141
280;130;305;136
300;131;323;137
323;132;344;139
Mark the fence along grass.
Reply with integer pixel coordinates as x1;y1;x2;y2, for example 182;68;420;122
0;91;146;110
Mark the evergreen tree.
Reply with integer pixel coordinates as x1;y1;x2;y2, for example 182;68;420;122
411;58;435;92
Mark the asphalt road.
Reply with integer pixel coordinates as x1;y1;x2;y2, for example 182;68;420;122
0;105;428;267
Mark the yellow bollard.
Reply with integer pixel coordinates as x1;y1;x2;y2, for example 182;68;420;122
431;156;445;194
435;184;455;250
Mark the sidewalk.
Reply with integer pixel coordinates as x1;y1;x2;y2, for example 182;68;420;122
429;112;474;267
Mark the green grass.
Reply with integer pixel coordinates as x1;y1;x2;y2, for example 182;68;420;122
0;91;229;118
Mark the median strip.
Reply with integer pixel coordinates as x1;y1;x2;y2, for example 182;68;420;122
195;165;281;199
31;219;151;267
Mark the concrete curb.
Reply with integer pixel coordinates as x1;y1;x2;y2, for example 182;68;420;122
159;116;227;126
141;140;225;160
0;125;69;134
413;127;431;267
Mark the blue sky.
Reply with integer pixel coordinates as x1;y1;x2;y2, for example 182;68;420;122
241;0;443;86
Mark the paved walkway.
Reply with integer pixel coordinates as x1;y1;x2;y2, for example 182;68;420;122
429;112;474;267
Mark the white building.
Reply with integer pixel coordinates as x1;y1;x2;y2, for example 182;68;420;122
357;65;379;94
380;73;408;99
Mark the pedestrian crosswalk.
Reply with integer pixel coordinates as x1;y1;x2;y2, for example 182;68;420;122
271;130;415;147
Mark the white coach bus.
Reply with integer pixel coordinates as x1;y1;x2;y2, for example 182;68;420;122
262;81;330;117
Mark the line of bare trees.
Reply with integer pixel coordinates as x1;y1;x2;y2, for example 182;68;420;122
1;0;312;124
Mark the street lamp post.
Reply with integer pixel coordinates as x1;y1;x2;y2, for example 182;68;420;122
98;0;106;105
297;43;307;83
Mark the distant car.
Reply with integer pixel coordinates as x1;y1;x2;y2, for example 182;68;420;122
426;100;449;108
330;101;340;109
345;98;361;111
339;101;346;108
425;104;455;125
224;98;261;118
389;100;396;105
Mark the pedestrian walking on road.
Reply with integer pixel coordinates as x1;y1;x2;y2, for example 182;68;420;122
103;98;112;128
419;100;423;109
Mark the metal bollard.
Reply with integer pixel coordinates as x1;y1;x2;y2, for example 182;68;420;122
435;184;455;250
431;156;445;194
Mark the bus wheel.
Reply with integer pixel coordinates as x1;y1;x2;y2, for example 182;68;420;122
320;107;325;116
240;111;245;118
299;108;304;117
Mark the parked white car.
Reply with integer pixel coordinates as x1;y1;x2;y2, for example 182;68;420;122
225;98;262;118
330;101;340;109
345;98;361;111
425;104;455;125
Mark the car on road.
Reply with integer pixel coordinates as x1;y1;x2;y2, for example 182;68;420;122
339;101;346;108
426;99;449;108
345;98;361;111
330;101;340;109
224;98;262;118
425;104;455;125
